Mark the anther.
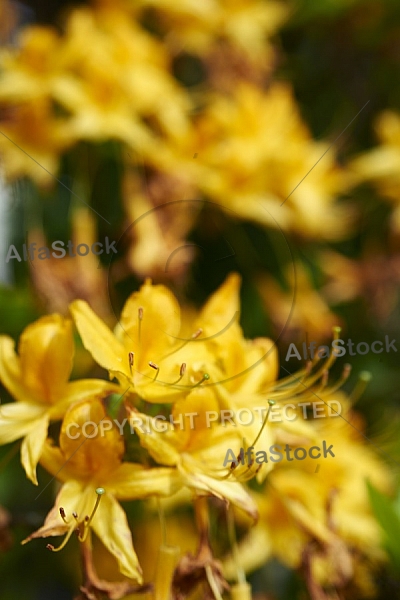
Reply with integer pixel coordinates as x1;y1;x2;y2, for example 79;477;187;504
321;370;329;386
149;361;160;382
192;328;203;340
48;488;106;552
129;352;134;374
343;364;352;378
59;507;68;524
169;363;187;386
138;307;143;342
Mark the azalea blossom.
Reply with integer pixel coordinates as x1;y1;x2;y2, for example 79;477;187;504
0;314;120;484
23;399;181;581
70;278;217;403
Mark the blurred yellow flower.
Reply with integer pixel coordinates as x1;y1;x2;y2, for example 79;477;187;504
0;314;119;484
257;261;342;343
135;0;288;58
0;98;73;185
23;399;181;581
149;83;355;240
351;110;400;231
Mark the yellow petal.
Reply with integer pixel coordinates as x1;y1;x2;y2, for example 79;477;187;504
58;400;125;480
22;480;92;543
48;379;123;419
20;414;50;485
118;280;181;361
222;524;271;579
18;314;74;403
69;300;127;377
0;402;47;445
39;440;71;483
109;464;182;500
92;491;143;582
0;336;31;401
129;412;180;466
180;467;258;520
198;273;241;327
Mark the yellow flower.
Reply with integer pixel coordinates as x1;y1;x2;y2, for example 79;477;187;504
69;278;217;403
135;0;288;58
51;7;189;145
0;98;73;186
151;83;354;240
0;27;75;185
128;386;259;519
0;314;120;484
351;110;400;231
23;399;181;582
0;26;63;102
223;397;393;595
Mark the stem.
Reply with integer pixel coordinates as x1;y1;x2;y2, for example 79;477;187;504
154;545;180;600
226;506;246;585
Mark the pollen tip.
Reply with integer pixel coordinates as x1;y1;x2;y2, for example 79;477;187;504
46;544;55;551
268;399;275;406
203;373;210;380
343;363;352;376
333;325;341;334
96;487;105;495
360;371;371;382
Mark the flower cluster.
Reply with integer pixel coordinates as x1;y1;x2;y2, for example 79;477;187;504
0;0;355;241
0;275;392;597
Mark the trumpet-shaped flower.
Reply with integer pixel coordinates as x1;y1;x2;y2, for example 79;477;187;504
0;314;120;484
69;279;218;403
128;386;259;519
23;399;181;581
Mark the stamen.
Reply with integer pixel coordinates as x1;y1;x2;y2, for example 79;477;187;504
138;307;143;343
129;352;134;374
251;400;275;448
349;371;371;403
47;488;105;552
159;328;203;361
78;488;105;542
148;361;160;382
169;363;187;386
59;507;69;524
46;523;78;552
